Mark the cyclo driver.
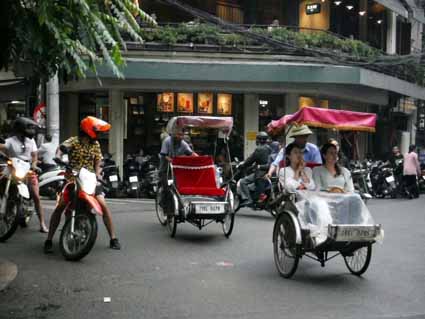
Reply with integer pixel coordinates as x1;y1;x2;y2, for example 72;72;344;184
238;132;271;207
44;116;121;253
158;128;197;215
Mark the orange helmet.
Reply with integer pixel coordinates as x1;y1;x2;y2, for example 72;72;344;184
80;116;111;139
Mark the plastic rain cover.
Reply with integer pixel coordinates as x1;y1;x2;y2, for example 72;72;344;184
294;190;377;246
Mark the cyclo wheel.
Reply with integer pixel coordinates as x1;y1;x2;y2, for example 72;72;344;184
59;210;98;261
222;212;235;238
343;243;372;276
273;213;299;278
155;187;167;226
0;199;19;242
166;193;177;238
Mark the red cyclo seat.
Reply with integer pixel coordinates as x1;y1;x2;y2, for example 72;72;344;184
278;159;322;169
171;156;225;196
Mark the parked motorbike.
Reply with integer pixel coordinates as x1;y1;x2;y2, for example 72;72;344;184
102;154;121;198
38;164;66;200
53;156;104;261
123;155;141;198
349;160;373;201
230;161;277;218
0;155;35;242
138;155;158;198
369;161;397;198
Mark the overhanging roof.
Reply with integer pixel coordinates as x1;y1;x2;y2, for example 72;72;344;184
374;0;409;18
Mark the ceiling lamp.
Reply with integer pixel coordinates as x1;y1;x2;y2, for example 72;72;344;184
377;19;382;24
359;11;366;16
334;1;342;5
346;5;354;10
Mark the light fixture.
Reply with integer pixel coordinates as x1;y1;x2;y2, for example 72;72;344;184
321;0;325;2
334;1;342;5
377;19;382;24
359;11;366;16
346;5;354;10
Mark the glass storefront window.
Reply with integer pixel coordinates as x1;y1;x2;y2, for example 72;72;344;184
198;93;213;114
217;93;232;115
157;92;174;112
177;93;194;113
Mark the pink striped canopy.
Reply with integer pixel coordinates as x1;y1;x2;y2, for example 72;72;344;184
267;107;377;135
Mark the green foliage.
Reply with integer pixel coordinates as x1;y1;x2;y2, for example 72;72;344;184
0;0;156;80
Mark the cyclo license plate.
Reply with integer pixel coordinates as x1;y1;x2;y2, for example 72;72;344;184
194;203;225;214
109;175;118;182
333;226;377;241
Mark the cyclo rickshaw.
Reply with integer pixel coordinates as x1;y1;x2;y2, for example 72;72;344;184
267;107;384;278
155;116;236;238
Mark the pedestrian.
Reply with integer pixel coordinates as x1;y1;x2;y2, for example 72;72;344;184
38;134;58;171
403;145;420;199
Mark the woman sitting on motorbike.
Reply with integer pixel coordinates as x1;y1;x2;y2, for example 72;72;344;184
312;142;354;193
279;143;315;192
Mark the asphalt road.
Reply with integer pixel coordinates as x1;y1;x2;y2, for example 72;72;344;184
1;197;425;319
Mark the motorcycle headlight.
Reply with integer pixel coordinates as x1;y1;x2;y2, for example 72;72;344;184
15;169;27;179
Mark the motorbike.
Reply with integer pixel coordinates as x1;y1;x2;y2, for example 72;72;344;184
53;156;104;261
38;164;66;200
102;155;121;198
369;161;397;198
123;155;141;198
138;155;159;198
349;160;373;201
0;155;35;242
231;161;277;218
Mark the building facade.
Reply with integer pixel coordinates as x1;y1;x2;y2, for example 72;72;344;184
57;0;425;172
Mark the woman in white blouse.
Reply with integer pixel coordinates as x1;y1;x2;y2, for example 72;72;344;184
313;142;354;193
279;143;316;192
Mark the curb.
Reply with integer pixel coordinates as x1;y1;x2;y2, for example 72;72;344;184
0;259;18;292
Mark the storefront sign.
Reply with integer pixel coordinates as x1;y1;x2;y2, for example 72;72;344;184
157;93;174;112
198;93;213;114
306;3;321;15
217;93;232;115
177;93;194;113
246;131;257;141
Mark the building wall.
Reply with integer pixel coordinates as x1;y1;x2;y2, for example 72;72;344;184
299;0;330;30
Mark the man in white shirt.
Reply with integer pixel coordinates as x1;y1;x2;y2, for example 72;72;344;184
38;134;58;171
0;117;48;233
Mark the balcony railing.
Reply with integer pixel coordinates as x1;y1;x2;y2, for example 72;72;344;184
126;23;423;86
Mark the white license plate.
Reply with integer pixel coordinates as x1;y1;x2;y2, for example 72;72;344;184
194;204;225;214
109;175;118;182
330;225;378;242
129;176;138;182
386;176;395;183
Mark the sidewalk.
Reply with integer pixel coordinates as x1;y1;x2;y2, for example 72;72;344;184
0;259;17;292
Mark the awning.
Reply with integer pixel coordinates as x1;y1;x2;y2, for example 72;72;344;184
374;0;408;18
404;0;425;24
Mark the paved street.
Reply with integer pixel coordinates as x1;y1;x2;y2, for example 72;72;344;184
1;197;425;319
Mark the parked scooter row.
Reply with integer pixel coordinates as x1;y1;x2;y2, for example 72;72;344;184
101;152;159;199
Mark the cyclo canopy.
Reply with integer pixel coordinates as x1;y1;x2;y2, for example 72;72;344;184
166;116;233;137
267;106;377;135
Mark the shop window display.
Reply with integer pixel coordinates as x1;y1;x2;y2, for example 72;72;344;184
198;93;213;114
217;94;232;115
177;93;194;113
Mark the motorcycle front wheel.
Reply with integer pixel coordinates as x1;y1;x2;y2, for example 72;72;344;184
0;200;19;242
60;211;98;261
